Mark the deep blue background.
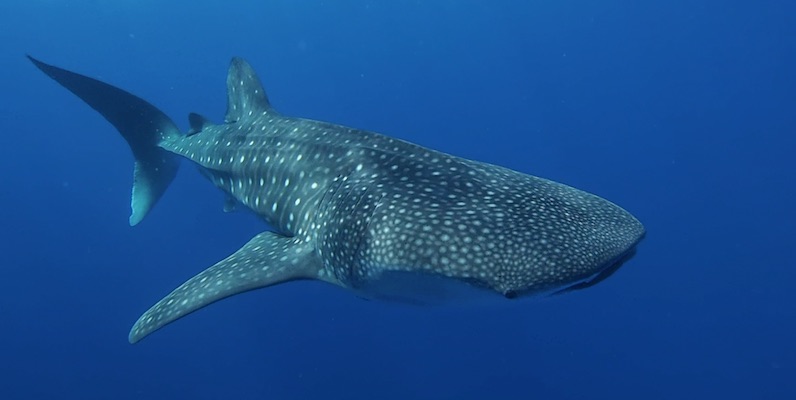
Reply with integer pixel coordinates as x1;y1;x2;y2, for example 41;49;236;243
1;1;794;399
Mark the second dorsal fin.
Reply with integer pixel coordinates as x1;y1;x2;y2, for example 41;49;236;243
187;112;213;136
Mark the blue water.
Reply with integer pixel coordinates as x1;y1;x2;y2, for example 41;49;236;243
1;1;794;399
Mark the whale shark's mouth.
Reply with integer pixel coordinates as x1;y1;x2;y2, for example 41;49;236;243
554;233;646;295
355;239;645;304
356;231;647;305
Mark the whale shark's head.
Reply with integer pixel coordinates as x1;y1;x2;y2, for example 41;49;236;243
491;185;646;298
318;150;645;302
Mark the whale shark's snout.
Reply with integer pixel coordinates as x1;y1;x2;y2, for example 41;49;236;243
547;211;645;296
496;185;646;298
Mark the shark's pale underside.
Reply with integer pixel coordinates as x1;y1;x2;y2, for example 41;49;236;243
29;56;645;344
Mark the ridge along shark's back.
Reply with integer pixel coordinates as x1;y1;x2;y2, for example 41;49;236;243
28;55;645;344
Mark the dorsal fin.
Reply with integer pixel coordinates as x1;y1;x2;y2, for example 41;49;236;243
225;57;272;123
187;112;213;136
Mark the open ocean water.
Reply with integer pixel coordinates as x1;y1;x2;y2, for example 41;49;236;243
1;1;794;399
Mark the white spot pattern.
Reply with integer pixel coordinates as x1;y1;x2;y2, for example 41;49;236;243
129;57;643;342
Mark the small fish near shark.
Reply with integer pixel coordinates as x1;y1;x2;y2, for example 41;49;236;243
28;56;645;344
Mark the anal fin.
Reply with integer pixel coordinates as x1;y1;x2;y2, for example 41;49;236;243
223;195;239;213
129;231;320;343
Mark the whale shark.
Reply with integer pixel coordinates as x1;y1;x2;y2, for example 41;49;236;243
29;56;645;344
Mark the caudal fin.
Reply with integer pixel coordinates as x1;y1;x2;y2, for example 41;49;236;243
28;56;180;225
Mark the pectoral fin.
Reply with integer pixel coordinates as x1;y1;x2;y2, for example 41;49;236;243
129;231;320;343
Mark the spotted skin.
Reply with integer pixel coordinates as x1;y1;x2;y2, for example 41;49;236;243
30;56;645;343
